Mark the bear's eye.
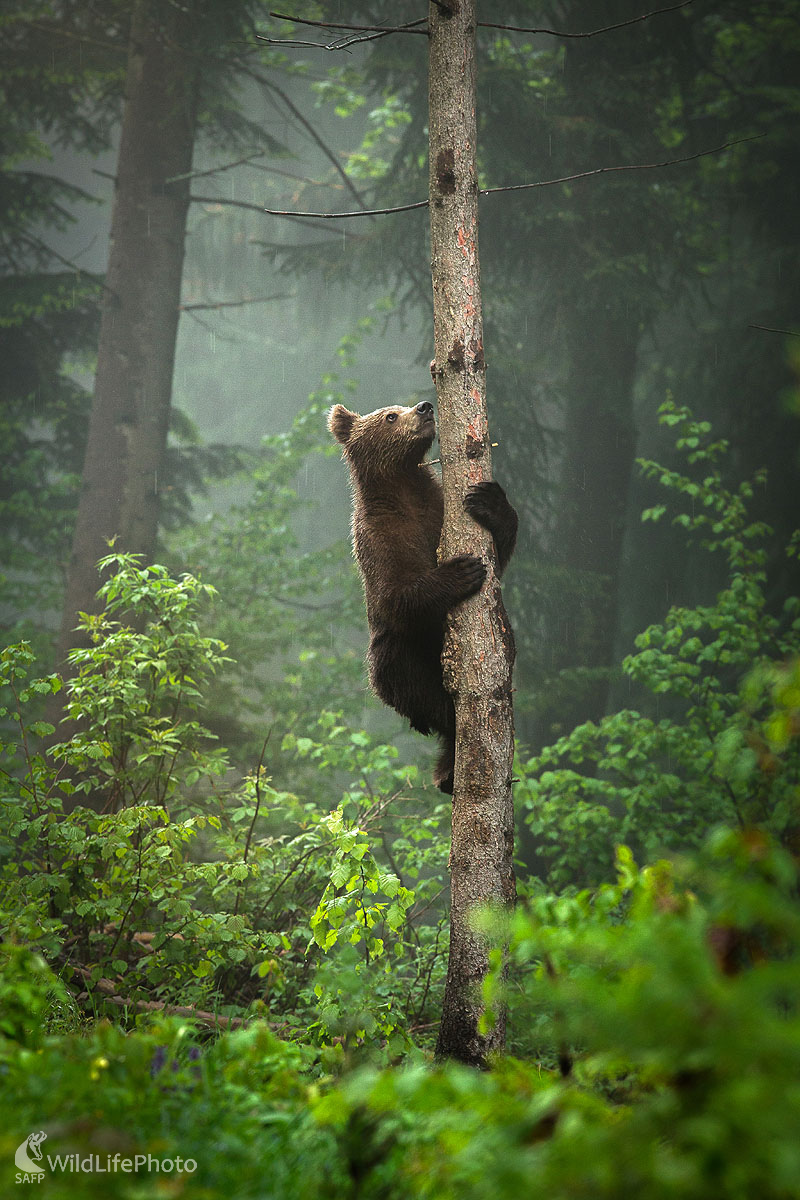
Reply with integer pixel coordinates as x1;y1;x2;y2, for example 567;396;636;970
385;412;398;423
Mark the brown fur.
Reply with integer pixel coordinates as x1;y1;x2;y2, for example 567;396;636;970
329;400;517;792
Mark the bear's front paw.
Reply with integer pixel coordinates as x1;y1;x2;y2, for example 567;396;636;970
464;481;511;525
443;553;487;599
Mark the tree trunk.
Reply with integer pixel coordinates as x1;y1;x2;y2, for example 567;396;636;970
429;0;517;1067
55;0;197;667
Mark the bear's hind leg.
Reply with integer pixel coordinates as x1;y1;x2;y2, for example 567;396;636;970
429;691;455;794
433;736;455;794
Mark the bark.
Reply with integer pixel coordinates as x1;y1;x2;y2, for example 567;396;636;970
429;0;516;1067
56;0;197;668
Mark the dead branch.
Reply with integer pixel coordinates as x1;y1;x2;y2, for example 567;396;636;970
748;322;800;338
191;193;427;220
246;72;369;212
164;152;268;184
18;230;113;296
262;13;428;45
479;134;763;197
189;192;369;235
479;1;693;38
71;965;248;1030
187;135;761;222
179;293;292;311
261;2;692;50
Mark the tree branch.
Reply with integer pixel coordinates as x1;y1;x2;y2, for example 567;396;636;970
479;134;763;197
479;1;693;39
187;135;761;222
261;2;693;50
179;292;292;311
190;193;427;220
189;192;369;235
748;322;800;338
75;976;249;1030
246;72;369;211
164;152;267;184
18;231;111;295
261;13;428;46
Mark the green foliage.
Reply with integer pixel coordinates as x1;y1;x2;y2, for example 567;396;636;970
0;556;448;1043
55;553;231;806
0;1014;348;1199
0;943;73;1046
517;402;800;887
2;826;798;1199
2;393;798;1195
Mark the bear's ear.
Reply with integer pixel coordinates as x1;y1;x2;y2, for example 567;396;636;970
328;404;358;445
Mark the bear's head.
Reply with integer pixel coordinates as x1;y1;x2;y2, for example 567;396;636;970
328;402;436;476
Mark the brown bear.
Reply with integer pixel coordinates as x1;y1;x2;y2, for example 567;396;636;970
328;399;517;792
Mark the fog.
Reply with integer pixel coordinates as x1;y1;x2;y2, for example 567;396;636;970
5;1;799;761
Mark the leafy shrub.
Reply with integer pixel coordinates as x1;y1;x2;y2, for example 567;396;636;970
3;826;797;1199
313;829;800;1200
0;558;449;1042
516;401;800;887
0;1011;350;1199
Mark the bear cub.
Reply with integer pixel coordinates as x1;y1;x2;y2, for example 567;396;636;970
329;399;517;793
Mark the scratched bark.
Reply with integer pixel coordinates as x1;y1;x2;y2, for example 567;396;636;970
429;0;517;1066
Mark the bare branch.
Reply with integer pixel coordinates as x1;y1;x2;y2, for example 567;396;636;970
187;135;761;222
179;292;292;311
258;25;418;50
479;133;764;198
97;155;271;186
17;231;113;296
256;34;340;49
75;980;249;1030
262;12;428;40
165;152;267;184
748;322;800;338
261;2;692;51
189;192;365;235
191;192;427;220
479;1;693;39
183;308;241;341
247;72;369;211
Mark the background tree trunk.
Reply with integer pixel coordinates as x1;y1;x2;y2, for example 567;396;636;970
429;0;517;1067
535;309;638;747
55;0;197;668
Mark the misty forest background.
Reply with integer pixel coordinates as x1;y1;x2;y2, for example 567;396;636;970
2;2;800;1198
